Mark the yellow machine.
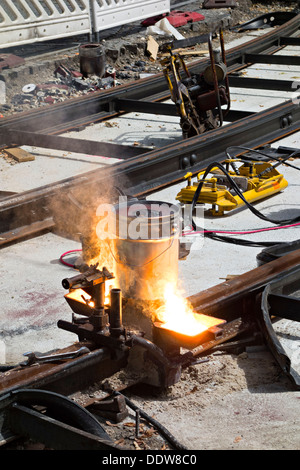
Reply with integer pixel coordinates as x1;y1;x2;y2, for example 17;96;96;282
176;159;288;216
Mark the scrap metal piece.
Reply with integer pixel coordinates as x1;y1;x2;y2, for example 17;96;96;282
88;394;128;423
0;54;25;71
231;11;296;32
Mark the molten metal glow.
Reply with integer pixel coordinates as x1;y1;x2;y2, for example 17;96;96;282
157;283;212;337
66;280;115;308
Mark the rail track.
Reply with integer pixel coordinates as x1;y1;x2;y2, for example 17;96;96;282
0;10;299;245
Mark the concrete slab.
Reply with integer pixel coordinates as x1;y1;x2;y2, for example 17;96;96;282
0;146;121;193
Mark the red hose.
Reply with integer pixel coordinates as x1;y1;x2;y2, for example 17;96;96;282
59;249;82;268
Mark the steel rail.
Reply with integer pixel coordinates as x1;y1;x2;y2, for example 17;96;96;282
188;249;300;318
0;12;299;241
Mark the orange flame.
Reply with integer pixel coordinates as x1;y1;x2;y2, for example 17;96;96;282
156;283;211;337
66;280;115;309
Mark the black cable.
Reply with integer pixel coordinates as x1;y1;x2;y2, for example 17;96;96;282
190;160;300;247
113;391;189;451
201;233;282;247
192;161;300;226
225;146;300;172
0;364;16;371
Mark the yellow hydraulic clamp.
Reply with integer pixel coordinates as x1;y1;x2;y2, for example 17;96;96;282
176;159;288;216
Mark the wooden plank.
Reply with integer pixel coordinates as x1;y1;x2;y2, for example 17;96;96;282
147;35;159;61
5;147;35;162
160;49;208;57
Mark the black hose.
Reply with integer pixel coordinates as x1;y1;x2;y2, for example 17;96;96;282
190;160;300;247
113;391;189;451
225;146;300;172
129;335;172;366
0;365;16;371
192;161;300;226
202;233;281;247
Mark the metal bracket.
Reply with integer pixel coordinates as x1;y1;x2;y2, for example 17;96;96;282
231;11;296;32
87;394;128;423
180;153;197;169
281;114;293;128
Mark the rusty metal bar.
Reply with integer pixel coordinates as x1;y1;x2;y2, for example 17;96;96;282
244;53;300;66
228;75;298;92
5;130;147;159
0;346;127;396
0;218;55;247
188;249;300;316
